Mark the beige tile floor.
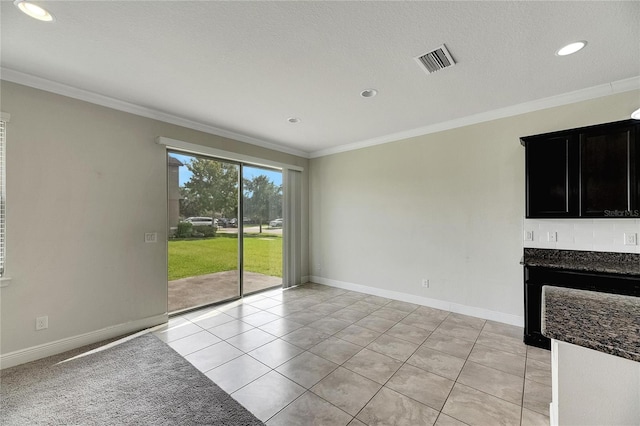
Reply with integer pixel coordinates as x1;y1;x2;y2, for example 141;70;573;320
154;283;551;426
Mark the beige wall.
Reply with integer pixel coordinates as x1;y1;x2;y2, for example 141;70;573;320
0;81;309;360
309;90;640;323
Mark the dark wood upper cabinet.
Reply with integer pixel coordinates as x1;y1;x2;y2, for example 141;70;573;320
522;120;640;219
579;124;637;217
525;135;578;217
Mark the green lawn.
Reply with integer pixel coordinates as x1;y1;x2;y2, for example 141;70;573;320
168;235;282;280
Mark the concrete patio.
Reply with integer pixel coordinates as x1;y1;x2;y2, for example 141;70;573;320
168;271;282;313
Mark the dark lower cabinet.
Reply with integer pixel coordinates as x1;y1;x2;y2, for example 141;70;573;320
522;119;640;219
524;279;549;349
524;266;640;349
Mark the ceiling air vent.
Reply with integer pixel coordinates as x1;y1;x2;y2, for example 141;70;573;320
414;44;456;74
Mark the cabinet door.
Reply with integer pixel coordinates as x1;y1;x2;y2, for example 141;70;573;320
580;125;638;217
523;281;541;337
525;136;578;217
523;268;550;349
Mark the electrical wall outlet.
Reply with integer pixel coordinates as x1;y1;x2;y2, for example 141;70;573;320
624;233;638;245
421;279;429;288
144;232;157;243
36;316;48;330
524;230;534;241
548;231;557;242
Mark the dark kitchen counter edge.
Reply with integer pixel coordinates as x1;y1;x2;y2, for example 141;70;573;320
542;286;640;363
523;248;640;276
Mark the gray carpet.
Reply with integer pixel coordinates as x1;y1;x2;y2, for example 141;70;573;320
1;333;264;425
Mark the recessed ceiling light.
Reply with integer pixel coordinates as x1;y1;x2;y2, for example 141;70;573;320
287;117;301;124
632;108;640;120
14;0;54;21
556;41;587;56
360;89;378;98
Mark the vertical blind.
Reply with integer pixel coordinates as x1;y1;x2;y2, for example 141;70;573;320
0;120;5;276
282;169;302;288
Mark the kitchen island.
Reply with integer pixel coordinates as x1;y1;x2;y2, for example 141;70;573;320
542;286;640;425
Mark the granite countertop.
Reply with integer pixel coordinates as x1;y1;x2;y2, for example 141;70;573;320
523;248;640;275
542;286;640;362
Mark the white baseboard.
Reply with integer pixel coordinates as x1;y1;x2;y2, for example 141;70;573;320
0;313;168;370
308;276;524;327
549;401;558;426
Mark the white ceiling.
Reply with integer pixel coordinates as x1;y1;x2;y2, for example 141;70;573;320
1;1;639;158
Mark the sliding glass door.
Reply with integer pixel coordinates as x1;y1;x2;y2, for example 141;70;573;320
242;165;283;295
167;153;282;313
167;152;240;313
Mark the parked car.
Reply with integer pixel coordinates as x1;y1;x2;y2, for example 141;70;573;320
229;218;238;228
185;217;216;227
217;218;228;228
269;218;283;228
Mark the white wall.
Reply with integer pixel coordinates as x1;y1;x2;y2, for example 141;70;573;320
309;90;640;324
0;81;309;366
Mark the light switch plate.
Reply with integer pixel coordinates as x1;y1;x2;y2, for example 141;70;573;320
36;316;48;330
145;233;157;243
524;230;534;241
548;231;557;242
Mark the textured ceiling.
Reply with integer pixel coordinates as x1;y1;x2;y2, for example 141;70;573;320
1;1;639;157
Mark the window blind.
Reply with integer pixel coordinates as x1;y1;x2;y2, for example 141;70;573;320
0;120;5;276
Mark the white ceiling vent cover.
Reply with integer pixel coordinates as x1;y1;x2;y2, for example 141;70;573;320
415;44;456;74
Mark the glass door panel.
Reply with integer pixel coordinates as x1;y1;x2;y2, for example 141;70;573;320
242;165;283;295
167;152;240;313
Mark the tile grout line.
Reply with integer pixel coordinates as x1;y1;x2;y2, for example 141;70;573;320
520;349;531;426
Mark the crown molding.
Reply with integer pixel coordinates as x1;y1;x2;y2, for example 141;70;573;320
309;76;640;158
0;68;310;159
2;67;637;161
